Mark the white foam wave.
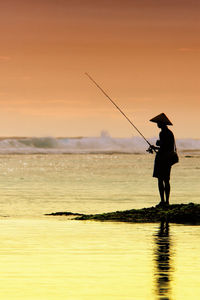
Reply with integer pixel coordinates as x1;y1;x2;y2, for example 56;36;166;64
0;132;199;154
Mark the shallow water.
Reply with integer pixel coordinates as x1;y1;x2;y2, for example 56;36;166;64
0;154;199;217
0;219;200;300
0;154;199;299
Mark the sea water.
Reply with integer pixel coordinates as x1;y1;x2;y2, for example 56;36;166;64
0;153;199;299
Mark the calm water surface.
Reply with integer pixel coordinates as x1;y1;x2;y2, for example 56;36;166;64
0;154;199;216
0;154;199;299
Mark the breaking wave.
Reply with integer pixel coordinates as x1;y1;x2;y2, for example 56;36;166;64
0;131;199;154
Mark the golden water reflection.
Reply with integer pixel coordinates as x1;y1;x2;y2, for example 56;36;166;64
154;221;172;300
0;218;199;299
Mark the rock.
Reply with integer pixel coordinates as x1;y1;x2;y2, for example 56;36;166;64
46;203;200;224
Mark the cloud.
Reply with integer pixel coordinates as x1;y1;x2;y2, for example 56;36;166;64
0;56;11;61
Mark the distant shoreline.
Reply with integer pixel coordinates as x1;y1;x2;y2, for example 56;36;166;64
0;136;199;155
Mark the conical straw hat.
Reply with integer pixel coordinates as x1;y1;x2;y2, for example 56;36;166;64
150;113;173;125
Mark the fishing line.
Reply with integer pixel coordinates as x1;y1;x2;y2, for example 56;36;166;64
85;72;152;148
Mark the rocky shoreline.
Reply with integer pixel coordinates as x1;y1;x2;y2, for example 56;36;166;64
46;203;200;224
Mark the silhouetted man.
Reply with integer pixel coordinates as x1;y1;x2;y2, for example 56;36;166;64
148;113;178;206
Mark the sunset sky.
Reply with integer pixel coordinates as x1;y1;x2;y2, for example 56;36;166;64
0;0;199;138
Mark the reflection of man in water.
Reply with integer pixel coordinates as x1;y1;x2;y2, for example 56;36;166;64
149;113;176;206
154;221;171;300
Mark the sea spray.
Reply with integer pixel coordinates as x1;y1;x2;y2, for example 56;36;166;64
0;131;199;154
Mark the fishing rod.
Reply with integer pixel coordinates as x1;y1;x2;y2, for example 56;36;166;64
85;72;153;150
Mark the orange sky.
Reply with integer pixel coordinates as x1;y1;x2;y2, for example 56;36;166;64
0;0;200;138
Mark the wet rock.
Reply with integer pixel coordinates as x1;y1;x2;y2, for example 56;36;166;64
46;203;200;224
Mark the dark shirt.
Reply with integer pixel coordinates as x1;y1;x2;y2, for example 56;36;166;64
156;127;175;154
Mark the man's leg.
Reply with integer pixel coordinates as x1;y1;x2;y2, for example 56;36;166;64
158;179;165;203
164;179;170;205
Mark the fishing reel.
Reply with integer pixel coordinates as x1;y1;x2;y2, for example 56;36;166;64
146;145;157;154
146;146;153;154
